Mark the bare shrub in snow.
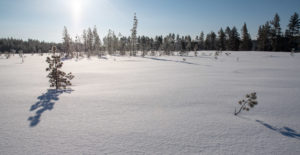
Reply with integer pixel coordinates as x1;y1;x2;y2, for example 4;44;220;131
234;92;258;115
214;51;220;59
4;51;10;59
291;48;295;57
46;46;74;89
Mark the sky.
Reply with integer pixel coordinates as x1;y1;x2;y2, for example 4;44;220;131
0;0;299;43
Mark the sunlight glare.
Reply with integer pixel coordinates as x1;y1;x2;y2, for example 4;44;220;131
70;0;82;23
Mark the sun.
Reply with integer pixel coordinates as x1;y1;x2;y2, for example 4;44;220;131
70;0;82;23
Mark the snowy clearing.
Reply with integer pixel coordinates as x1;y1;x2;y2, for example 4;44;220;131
0;51;300;154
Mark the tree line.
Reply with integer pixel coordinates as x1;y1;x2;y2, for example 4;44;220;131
0;12;299;56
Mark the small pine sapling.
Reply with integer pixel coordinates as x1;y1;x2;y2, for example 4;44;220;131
234;92;258;115
46;46;74;89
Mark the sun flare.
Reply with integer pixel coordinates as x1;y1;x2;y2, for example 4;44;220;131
70;0;82;23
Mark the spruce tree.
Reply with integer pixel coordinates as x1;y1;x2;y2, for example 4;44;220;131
93;26;102;57
62;26;71;58
46;46;74;89
240;23;252;51
130;13;138;56
229;27;240;51
199;32;205;50
211;32;217;50
225;27;231;50
286;12;300;50
257;22;272;51
218;28;226;50
87;27;93;57
82;29;88;52
270;13;282;51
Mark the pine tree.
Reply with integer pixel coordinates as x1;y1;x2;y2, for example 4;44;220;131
62;26;72;58
204;32;216;50
175;34;182;52
130;13;138;56
257;22;272;51
218;28;226;50
270;13;282;51
82;30;87;52
211;32;217;50
229;26;240;51
204;33;211;50
93;26;101;57
199;32;205;50
240;23;252;51
74;35;81;59
234;92;258;116
225;27;231;50
286;12;300;50
46;46;74;89
287;12;300;37
87;27;93;57
186;35;192;54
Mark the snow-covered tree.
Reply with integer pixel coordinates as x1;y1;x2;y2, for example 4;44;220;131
46;46;74;89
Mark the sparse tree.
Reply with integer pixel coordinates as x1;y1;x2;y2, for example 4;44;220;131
93;26;102;57
46;46;74;89
240;23;252;51
130;13;138;56
87;27;93;57
286;12;300;50
234;92;258;115
270;13;282;51
257;22;272;51
218;28;226;50
62;26;72;58
229;27;240;51
199;32;205;50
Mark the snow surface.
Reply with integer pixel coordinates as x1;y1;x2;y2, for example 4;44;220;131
0;51;300;155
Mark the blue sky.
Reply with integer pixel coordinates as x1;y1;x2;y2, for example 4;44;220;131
0;0;299;42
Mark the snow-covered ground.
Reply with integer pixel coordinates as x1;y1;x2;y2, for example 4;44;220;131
0;51;300;155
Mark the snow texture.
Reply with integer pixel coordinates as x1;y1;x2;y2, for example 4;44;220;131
0;51;300;154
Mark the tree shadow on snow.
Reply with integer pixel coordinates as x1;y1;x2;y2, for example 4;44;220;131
256;120;300;140
28;89;73;127
143;56;209;66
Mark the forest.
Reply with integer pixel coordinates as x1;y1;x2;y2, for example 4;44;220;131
0;12;299;55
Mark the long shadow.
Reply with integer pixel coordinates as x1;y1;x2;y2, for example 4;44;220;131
143;56;206;66
28;89;73;127
256;120;300;140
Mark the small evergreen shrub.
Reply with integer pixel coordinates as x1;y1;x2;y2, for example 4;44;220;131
234;92;258;115
46;46;74;89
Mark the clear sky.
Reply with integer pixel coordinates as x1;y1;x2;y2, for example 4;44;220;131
0;0;299;42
